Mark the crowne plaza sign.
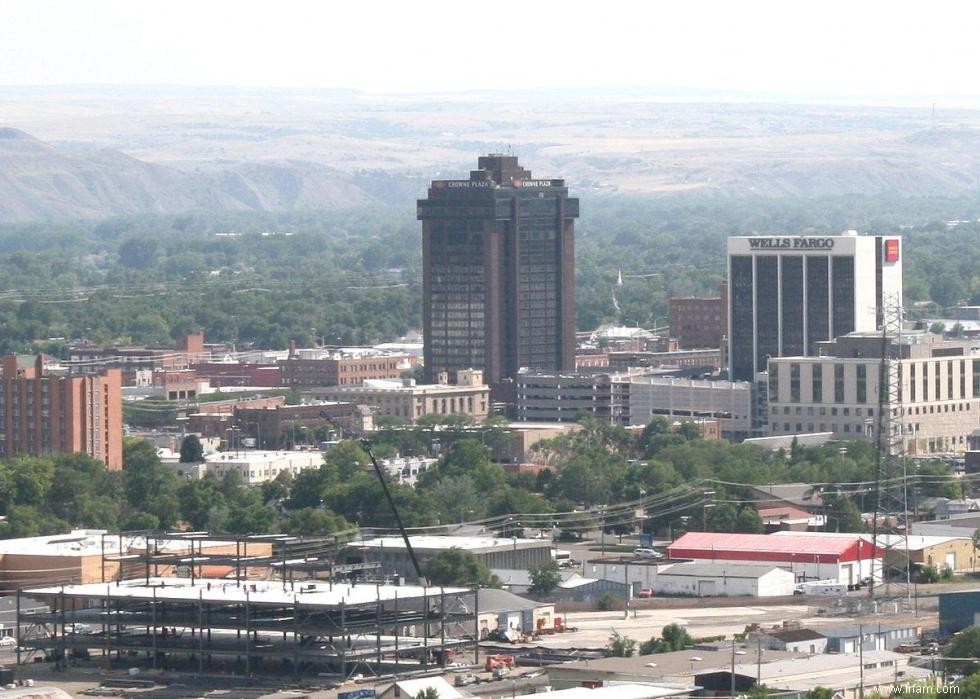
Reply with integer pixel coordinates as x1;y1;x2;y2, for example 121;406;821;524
748;237;835;249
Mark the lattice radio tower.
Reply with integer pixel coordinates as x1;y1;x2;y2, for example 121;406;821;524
868;293;915;612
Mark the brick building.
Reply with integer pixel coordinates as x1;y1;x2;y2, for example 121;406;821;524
0;355;122;470
67;332;209;383
279;351;412;387
669;281;728;350
234;402;370;449
192;361;281;388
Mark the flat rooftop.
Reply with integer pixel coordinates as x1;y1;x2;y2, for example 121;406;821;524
0;530;245;557
357;535;550;552
25;577;468;608
514;684;693;699
550;647;802;679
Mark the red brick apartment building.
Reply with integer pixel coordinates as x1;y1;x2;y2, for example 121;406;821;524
0;355;122;470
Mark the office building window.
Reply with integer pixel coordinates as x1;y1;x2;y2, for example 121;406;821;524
857;364;867;404
790;363;800;402
835;365;845;403
813;365;822;403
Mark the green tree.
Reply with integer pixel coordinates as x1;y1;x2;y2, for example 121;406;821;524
706;503;738;532
676;421;703;441
431;475;485;523
123;438;180;528
178;476;226;530
179;434;204;463
282;507;350;536
957;673;980;696
804;688;834;699
424;548;499;587
640;623;694;654
603;630;637;658
424;439;506;493
823;493;864;533
415;688;440;699
528;560;562;596
735;506;764;534
322;440;371;481
638;417;672;455
945;625;980;676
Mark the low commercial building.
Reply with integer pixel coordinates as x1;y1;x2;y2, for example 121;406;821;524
626;375;754;440
160;449;323;484
818;624;920;653
491;569;629;603
380;455;438;487
653;562;796;597
939;588;980;634
753;628;828;654
758;506;825;532
772;531;978;575
867;533;976;575
667;532;883;585
545;646;798;690
767;332;980;455
696;650;930;699
235;401;371;448
474;587;556;638
747;483;825;514
306;370;489;423
378;677;463;699
350;536;553;583
514;685;691;699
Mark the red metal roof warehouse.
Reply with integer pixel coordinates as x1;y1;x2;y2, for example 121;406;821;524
667;532;883;563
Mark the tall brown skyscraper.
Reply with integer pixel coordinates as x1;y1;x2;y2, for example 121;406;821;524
418;155;578;394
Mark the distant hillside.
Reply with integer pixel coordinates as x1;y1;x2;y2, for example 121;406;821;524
0;128;410;222
6;86;980;221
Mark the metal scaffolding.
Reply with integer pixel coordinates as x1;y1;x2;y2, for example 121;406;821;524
17;577;479;680
98;530;381;587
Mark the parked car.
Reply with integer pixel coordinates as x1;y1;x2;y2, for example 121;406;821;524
0;636;16;648
633;547;662;559
636;588;655;598
455;674;478;687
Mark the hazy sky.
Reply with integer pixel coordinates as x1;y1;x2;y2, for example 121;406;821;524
3;0;979;103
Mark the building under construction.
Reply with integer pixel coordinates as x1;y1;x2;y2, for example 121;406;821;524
16;576;479;679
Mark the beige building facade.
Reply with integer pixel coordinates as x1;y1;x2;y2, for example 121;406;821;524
768;333;980;454
305;369;489;423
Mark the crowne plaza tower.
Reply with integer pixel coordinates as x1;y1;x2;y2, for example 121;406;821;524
418;156;578;396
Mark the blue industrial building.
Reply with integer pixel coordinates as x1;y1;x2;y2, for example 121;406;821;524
939;589;980;634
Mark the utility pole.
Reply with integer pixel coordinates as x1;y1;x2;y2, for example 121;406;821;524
731;638;736;697
859;623;865;699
